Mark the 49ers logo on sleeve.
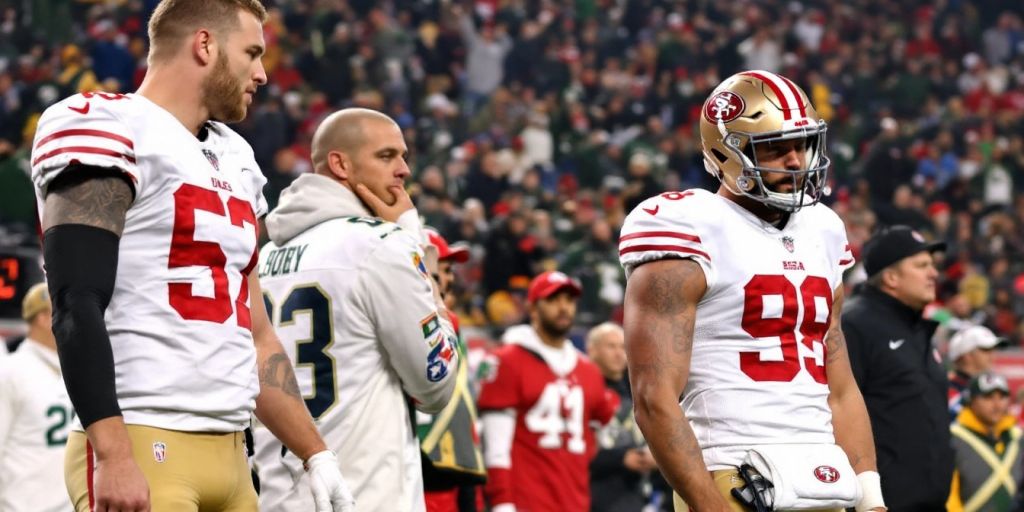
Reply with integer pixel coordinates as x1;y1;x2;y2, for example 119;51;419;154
704;91;745;123
813;465;839;483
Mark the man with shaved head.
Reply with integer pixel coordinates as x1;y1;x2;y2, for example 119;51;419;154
253;108;460;512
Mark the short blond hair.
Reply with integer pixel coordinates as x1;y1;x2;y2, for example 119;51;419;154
147;0;267;63
586;322;623;350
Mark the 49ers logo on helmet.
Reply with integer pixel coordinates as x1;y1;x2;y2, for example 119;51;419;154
813;465;839;483
704;91;745;123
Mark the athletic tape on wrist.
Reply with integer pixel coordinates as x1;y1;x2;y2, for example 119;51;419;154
856;471;885;512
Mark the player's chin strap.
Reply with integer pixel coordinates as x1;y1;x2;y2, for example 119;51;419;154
731;463;774;512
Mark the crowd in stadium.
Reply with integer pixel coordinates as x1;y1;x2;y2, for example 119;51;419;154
2;0;1023;348
0;0;1024;510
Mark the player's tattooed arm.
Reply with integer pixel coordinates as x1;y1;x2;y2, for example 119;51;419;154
249;272;328;461
40;167;148;510
259;352;302;399
43;167;133;234
826;286;879;474
824;288;848;365
624;258;729;511
626;263;698;378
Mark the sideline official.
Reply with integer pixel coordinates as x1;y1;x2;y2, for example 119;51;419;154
842;225;953;511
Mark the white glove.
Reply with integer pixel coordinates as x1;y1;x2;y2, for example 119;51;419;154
305;450;355;512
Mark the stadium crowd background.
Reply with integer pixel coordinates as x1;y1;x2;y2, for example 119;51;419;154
0;0;1023;355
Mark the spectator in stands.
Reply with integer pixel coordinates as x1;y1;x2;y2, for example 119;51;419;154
561;219;622;326
0;282;73;512
55;44;98;95
453;4;511;114
947;372;1023;511
948;326;1005;418
843;225;953;510
2;0;1024;359
587;322;657;512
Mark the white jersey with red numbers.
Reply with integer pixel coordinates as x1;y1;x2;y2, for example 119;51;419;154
31;92;267;432
619;189;855;470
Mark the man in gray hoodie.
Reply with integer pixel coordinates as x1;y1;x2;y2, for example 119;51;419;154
252;108;460;512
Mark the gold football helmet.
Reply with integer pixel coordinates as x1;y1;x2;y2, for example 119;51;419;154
700;70;830;212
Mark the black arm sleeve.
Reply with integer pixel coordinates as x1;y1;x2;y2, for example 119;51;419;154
43;224;122;428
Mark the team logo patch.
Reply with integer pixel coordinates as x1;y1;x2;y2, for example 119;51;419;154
426;336;456;382
153;442;167;463
412;253;429;278
704;91;745;123
911;230;925;243
202;149;220;171
421;313;440;339
781;236;795;253
813;465;839;483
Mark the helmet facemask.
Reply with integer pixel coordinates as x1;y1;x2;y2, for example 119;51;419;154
712;120;830;212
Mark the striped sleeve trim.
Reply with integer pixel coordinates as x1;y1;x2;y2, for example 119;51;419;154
618;230;710;261
33;127;136;170
838;243;855;266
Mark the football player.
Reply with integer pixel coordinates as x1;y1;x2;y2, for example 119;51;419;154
477;271;619;512
619;70;886;511
253;108;460;512
0;283;73;512
31;1;352;511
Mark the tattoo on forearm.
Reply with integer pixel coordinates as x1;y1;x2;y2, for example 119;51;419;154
666;421;703;457
260;352;302;399
44;174;133;235
825;323;846;364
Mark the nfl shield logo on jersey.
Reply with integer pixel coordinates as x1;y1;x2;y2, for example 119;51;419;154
202;149;220;171
781;236;795;253
153;442;167;463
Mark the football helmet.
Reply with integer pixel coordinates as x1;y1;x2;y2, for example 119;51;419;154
700;70;830;212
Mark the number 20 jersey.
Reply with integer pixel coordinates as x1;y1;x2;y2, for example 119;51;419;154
31;93;267;432
618;189;855;469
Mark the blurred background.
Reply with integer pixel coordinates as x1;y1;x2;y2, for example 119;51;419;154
1;0;1024;387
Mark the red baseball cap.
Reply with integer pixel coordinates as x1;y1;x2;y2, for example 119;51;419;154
527;271;582;304
425;228;470;263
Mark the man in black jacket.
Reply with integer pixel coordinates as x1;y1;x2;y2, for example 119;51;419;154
842;225;953;511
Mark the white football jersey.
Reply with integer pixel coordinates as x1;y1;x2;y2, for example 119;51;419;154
253;180;458;512
0;340;74;512
31;93;267;432
619;189;855;470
